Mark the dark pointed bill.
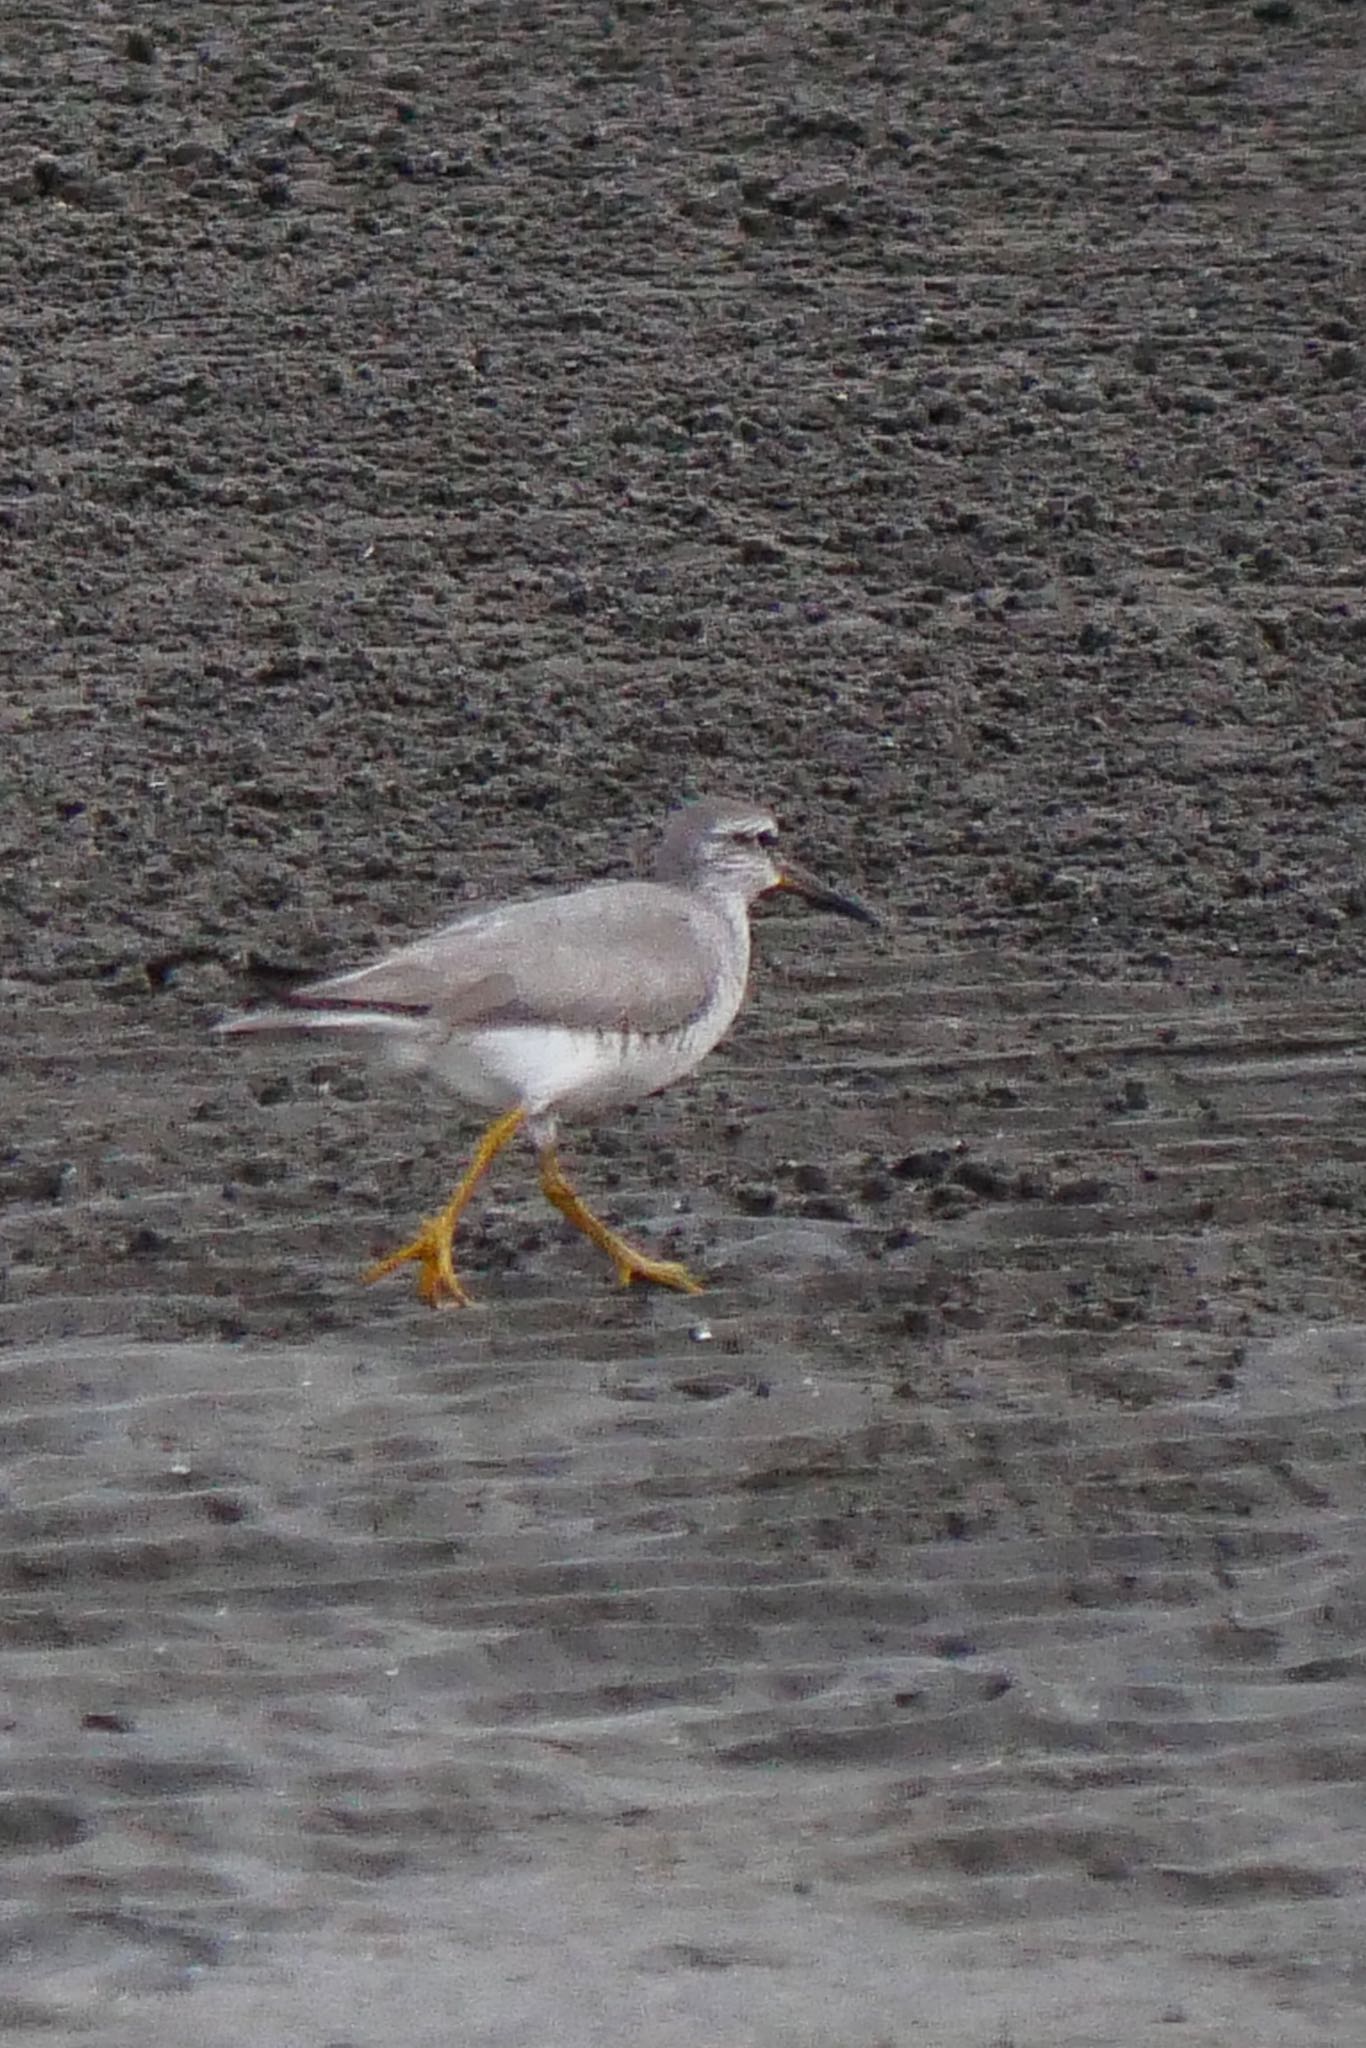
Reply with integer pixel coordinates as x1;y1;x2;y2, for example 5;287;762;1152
772;861;877;925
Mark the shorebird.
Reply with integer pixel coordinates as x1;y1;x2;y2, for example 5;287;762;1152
217;796;873;1304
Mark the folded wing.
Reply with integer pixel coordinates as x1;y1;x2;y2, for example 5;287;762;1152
280;881;720;1037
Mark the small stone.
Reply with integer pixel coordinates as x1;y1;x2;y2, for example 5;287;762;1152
736;533;785;565
790;1161;831;1195
950;1159;1011;1200
891;1149;951;1184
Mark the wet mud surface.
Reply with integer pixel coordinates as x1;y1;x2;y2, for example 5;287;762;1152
3;4;1365;2042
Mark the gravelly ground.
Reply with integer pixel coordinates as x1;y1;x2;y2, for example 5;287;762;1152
2;5;1365;2044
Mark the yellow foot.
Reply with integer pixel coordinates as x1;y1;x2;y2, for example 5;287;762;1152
360;1108;527;1308
537;1142;705;1297
608;1244;706;1296
362;1219;473;1308
598;1228;704;1294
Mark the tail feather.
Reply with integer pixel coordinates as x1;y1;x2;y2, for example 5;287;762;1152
215;1005;427;1040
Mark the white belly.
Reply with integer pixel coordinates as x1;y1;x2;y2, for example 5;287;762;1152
399;1015;730;1121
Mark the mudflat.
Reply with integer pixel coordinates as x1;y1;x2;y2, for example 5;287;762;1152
3;6;1364;2044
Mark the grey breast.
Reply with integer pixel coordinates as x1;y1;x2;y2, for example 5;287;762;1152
295;881;730;1039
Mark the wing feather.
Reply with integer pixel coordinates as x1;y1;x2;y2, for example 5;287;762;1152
295;882;719;1036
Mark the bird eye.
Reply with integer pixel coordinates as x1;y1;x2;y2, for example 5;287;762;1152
757;828;778;850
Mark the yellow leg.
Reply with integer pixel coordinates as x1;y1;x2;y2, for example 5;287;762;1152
363;1107;526;1307
537;1145;704;1296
